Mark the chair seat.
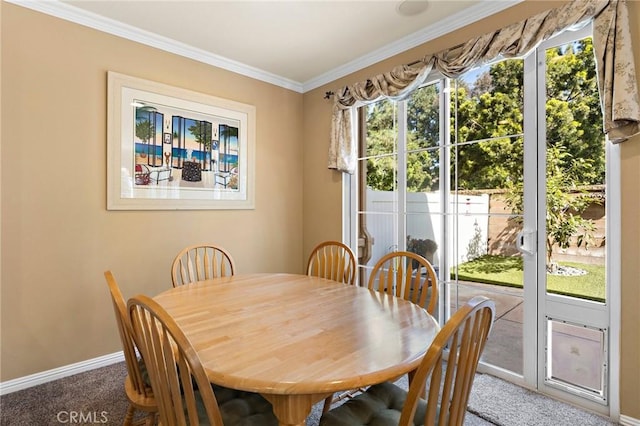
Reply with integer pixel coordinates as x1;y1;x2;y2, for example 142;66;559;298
320;382;429;426
191;385;278;426
123;375;156;411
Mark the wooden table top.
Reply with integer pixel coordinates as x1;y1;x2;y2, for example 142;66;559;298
154;273;439;396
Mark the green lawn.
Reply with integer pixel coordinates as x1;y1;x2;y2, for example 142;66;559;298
454;255;605;302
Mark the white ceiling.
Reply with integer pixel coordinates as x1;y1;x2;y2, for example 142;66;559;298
10;0;520;92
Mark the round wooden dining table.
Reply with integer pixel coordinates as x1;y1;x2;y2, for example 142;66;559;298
153;273;439;426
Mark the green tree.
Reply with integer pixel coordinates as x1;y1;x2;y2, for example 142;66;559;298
504;146;598;266
365;127;396;191
407;84;440;149
135;119;153;144
451;38;603;189
465;40;603;266
135;107;158;144
453;84;524;190
365;86;441;192
545;39;605;184
188;121;213;150
363;36;604;195
407;85;440;191
452;60;524;191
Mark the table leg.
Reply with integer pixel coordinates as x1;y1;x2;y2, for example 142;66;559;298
262;393;330;426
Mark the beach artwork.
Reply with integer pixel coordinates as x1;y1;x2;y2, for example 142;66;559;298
133;103;240;189
107;72;255;210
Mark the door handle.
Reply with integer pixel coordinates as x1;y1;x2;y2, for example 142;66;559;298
516;230;536;256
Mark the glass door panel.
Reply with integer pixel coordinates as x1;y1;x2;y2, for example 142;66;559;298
450;60;526;376
542;36;606;302
405;82;443;317
539;32;609;409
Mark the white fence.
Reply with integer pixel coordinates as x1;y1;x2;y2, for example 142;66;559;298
365;189;490;268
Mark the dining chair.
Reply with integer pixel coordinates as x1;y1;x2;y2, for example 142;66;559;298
368;250;439;315
319;296;495;426
171;244;236;287
306;240;357;285
309;241;357;412
322;250;439;413
127;294;278;426
103;271;157;426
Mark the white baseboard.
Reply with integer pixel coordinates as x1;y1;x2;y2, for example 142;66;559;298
620;415;640;426
0;351;124;396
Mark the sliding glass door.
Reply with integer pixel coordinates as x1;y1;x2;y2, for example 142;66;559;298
345;25;613;416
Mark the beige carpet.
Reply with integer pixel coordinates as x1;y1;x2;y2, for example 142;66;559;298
0;362;614;425
467;374;616;426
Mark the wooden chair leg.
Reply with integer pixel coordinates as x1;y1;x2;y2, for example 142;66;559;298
144;413;156;426
123;405;135;426
322;395;333;413
131;412;156;426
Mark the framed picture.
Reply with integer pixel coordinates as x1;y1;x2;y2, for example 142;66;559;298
107;71;255;210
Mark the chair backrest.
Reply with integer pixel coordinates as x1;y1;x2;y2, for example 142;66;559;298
306;241;357;285
128;294;225;426
367;251;439;314
104;271;153;399
171;244;236;287
399;296;495;426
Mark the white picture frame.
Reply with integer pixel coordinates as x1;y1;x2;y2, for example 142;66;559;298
107;71;255;210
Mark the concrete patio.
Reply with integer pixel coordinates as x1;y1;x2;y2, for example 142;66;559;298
451;281;525;374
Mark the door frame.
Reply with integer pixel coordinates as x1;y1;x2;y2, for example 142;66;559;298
533;26;618;417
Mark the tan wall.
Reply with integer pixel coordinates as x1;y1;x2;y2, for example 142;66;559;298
620;0;640;418
302;0;640;420
1;4;304;380
620;131;640;422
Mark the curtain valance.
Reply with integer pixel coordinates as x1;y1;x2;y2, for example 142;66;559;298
328;0;640;174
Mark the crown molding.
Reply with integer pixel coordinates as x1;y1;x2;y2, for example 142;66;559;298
7;0;521;94
302;0;523;93
6;0;305;93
